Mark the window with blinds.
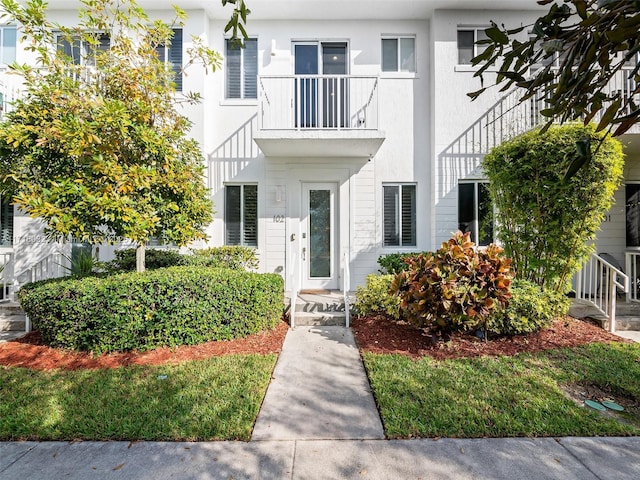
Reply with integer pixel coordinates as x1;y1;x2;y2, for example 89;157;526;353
458;181;494;246
156;28;183;91
225;38;258;99
383;184;416;247
225;185;258;247
56;32;110;66
0;198;13;246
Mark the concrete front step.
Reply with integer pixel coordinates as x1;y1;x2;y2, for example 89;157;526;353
293;311;346;326
0;301;27;332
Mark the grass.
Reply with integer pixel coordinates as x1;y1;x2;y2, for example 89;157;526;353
0;354;276;441
363;342;640;438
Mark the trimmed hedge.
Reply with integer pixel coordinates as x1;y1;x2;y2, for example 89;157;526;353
19;266;283;353
378;252;430;275
354;274;400;319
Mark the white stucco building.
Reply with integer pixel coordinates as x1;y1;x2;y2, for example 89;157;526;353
0;0;638;300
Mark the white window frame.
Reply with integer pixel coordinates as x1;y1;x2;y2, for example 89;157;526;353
55;31;110;67
225;37;258;100
458;181;495;246
457;27;490;66
0;25;16;66
155;28;183;92
381;35;416;73
225;184;258;247
382;183;417;248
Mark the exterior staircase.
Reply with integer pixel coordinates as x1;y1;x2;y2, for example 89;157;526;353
0;301;27;342
287;291;353;327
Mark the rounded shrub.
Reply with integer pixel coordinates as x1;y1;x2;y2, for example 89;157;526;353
19;266;283;353
354;274;401;319
486;279;571;336
377;252;430;274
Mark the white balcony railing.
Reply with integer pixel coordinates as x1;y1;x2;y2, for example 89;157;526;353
258;75;379;131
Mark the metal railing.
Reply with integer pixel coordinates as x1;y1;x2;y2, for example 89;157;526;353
289;251;298;328
343;251;351;328
625;251;640;303
575;253;629;332
258;75;379;131
0;251;14;303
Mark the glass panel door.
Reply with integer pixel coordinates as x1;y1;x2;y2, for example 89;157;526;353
302;183;338;289
321;43;348;128
294;44;318;128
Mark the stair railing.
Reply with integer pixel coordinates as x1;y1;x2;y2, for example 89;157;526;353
343;251;351;328
0;251;14;304
290;251;298;328
575;253;628;332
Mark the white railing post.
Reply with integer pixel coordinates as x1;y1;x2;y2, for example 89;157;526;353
290;252;298;329
343;251;351;328
609;268;617;332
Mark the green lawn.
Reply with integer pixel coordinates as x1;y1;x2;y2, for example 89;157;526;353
363;342;640;438
0;354;276;441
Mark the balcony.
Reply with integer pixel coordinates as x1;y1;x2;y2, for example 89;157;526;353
254;75;385;158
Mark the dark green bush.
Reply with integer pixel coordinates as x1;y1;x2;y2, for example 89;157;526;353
106;246;258;272
378;252;430;274
391;231;513;334
19;266;283;353
189;246;259;271
106;248;187;272
486;279;571;336
354;274;400;319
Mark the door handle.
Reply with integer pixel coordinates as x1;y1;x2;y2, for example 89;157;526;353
302;247;306;261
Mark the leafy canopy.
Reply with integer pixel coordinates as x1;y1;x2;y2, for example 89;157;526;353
0;0;221;246
469;0;640;137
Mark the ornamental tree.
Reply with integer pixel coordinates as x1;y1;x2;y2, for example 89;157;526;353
483;123;624;291
0;0;222;271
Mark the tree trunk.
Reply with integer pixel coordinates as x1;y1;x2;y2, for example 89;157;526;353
136;243;146;273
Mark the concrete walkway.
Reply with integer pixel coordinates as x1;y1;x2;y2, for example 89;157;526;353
2;437;639;479
251;326;384;440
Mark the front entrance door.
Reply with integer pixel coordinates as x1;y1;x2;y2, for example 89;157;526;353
301;183;338;290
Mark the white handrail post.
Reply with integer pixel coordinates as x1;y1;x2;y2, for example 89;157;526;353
343;251;350;328
290;252;298;329
609;268;617;332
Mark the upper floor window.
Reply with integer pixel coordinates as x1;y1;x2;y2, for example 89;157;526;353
0;197;13;246
226;184;258;247
0;26;16;65
56;32;110;67
225;38;258;99
381;36;415;73
457;28;489;65
383;184;416;247
458;181;494;246
156;28;183;91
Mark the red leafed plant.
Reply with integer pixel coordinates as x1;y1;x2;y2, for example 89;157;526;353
390;231;513;334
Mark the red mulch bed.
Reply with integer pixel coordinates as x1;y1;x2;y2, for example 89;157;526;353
0;321;288;371
0;314;630;371
352;314;630;360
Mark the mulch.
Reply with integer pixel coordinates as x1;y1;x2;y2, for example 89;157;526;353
0;314;629;371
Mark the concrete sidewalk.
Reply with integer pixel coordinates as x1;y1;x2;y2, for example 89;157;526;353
2;437;639;479
252;326;384;440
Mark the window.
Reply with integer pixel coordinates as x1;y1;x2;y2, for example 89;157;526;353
528;34;569;72
225;38;257;99
381;37;415;73
0;26;16;65
156;28;183;91
225;184;258;247
626;184;640;247
457;28;489;65
458;182;494;246
383;184;416;247
56;32;110;66
0;197;13;246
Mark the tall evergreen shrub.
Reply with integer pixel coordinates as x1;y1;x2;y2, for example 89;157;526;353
483;124;623;291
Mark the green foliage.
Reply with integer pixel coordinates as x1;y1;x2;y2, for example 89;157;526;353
354;274;400;319
105;246;259;272
61;251;99;278
18;267;284;353
391;231;513;334
377;252;429;274
483;124;624;291
106;248;187;272
0;0;217;251
189;246;259;271
469;0;640;138
486;279;571;336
